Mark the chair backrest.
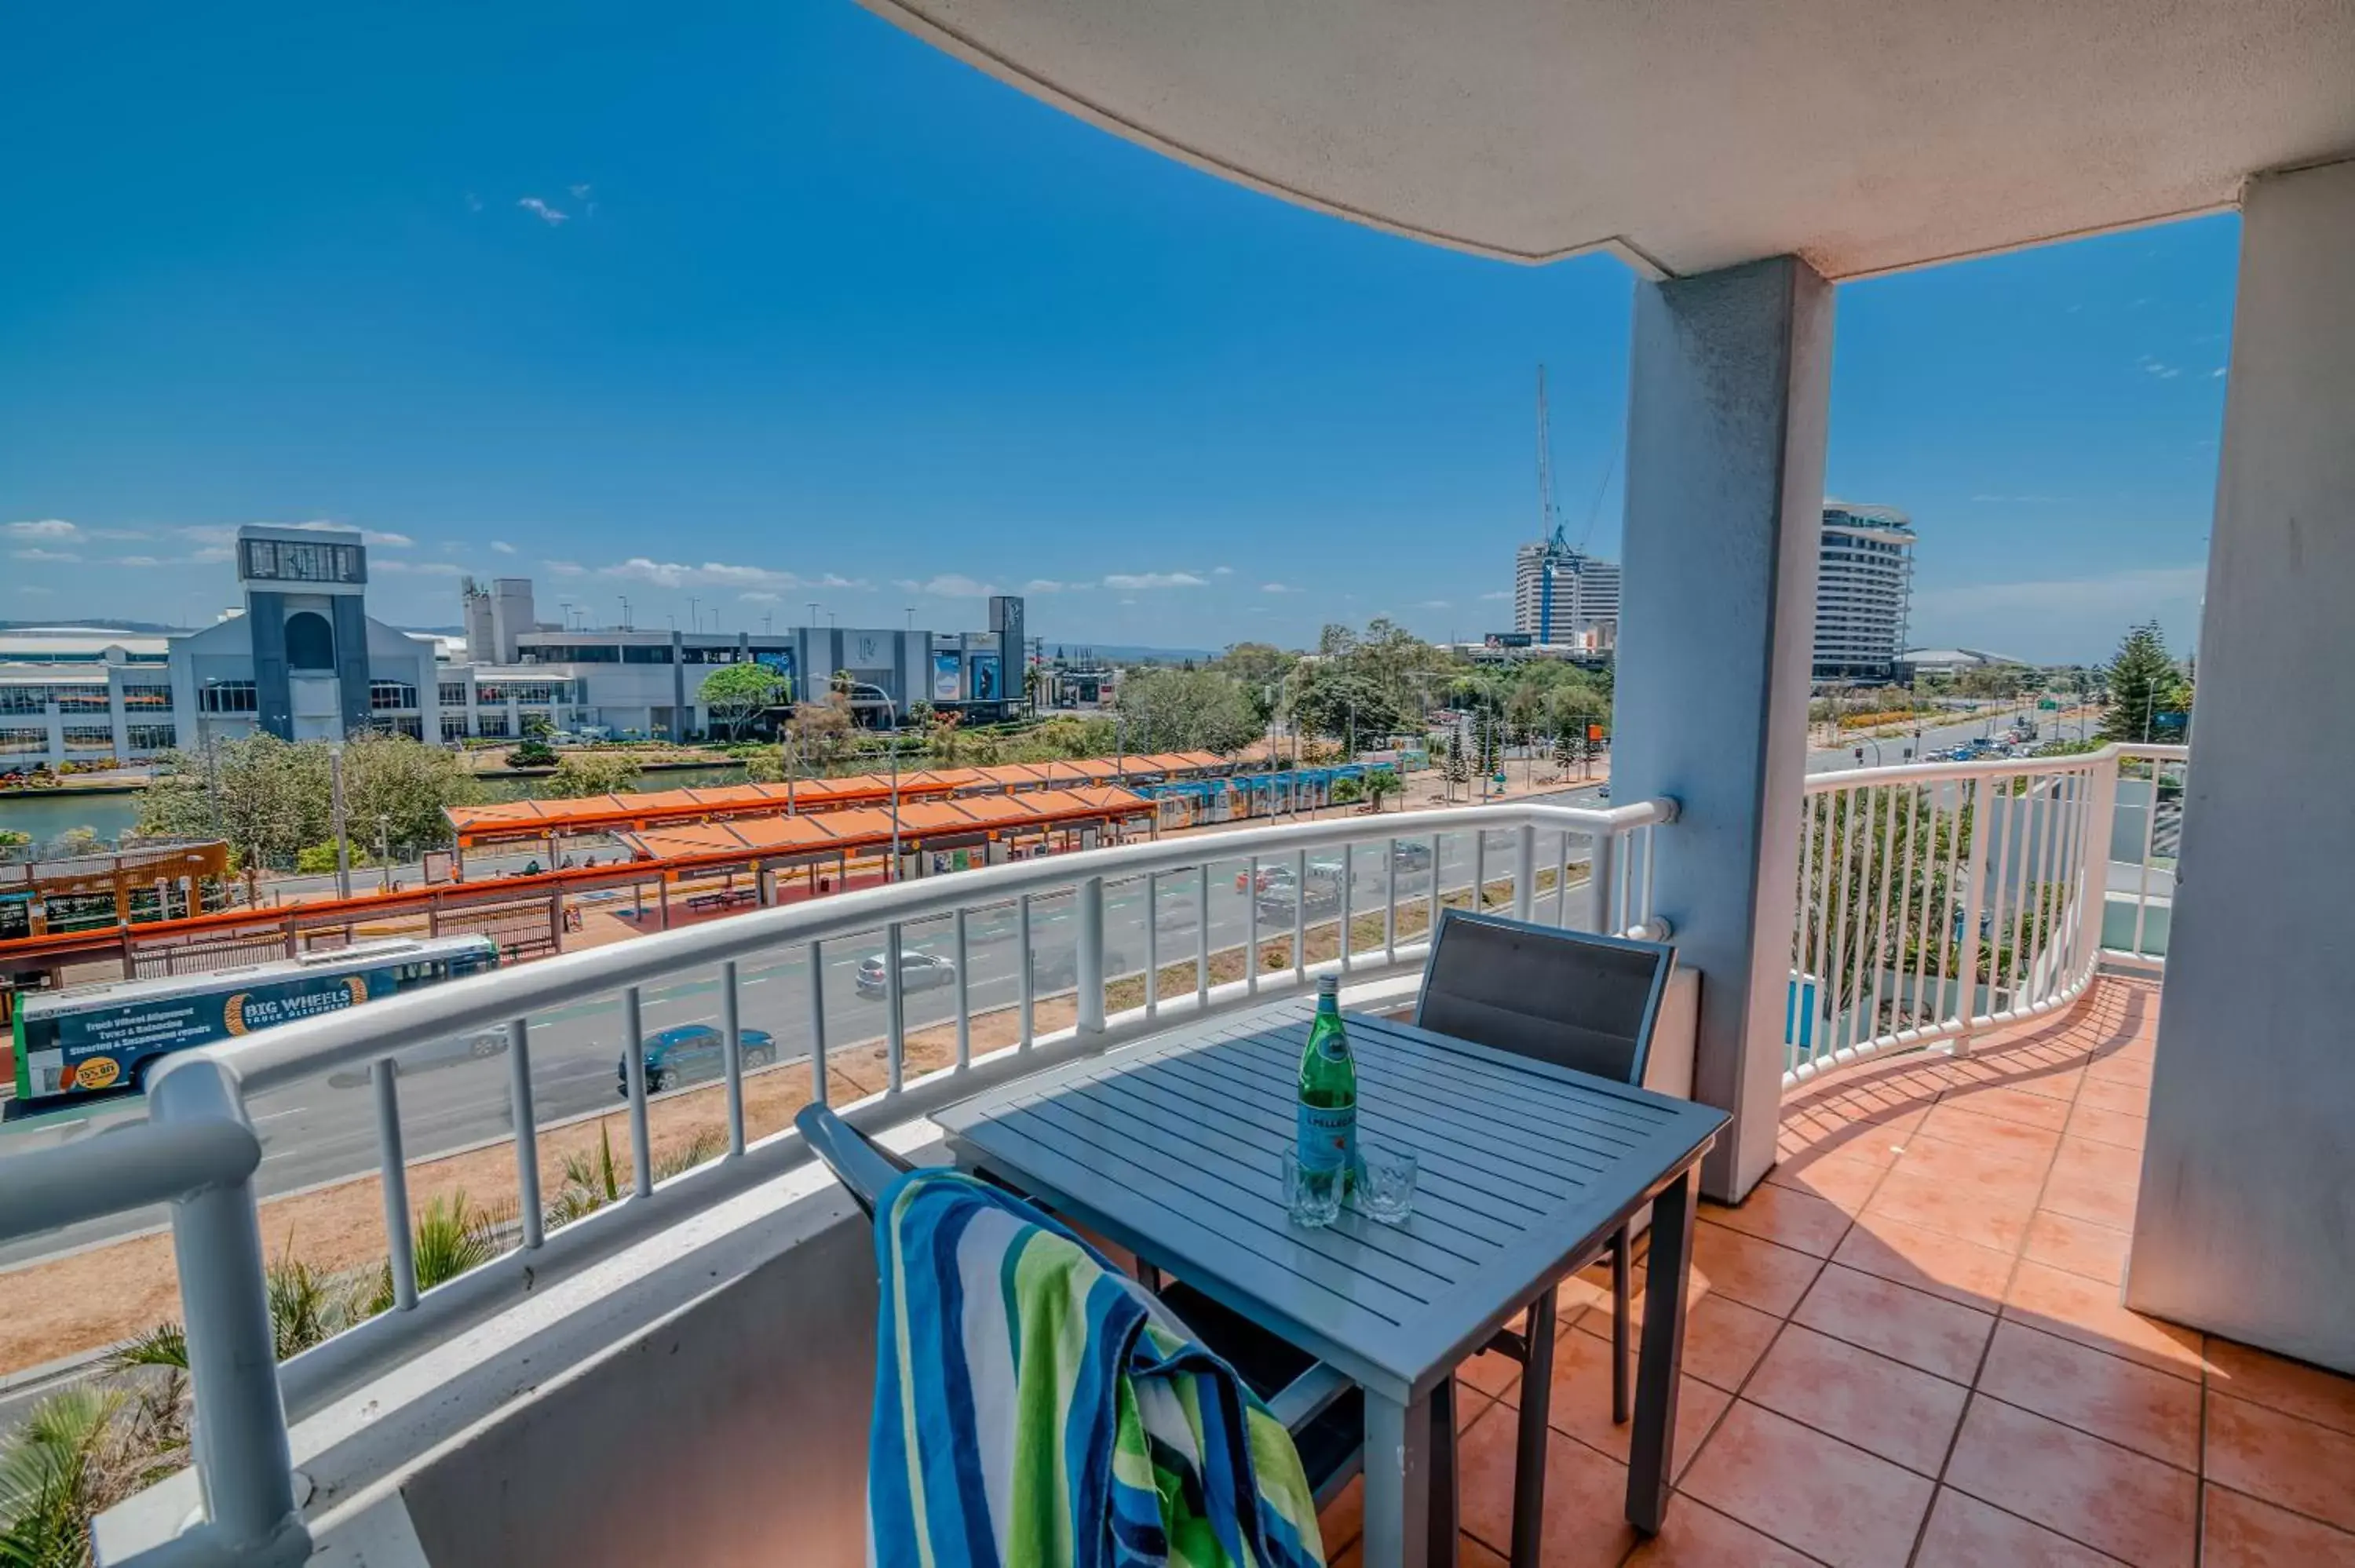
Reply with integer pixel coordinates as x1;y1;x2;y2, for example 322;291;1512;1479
794;1103;915;1218
1413;909;1674;1086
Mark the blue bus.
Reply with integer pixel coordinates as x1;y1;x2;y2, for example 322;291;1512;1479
8;935;499;1113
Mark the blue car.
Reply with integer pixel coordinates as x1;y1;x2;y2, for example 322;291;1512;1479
619;1024;778;1096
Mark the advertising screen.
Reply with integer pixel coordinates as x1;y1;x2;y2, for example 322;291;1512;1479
968;656;1002;702
754;650;796;694
932;651;962;702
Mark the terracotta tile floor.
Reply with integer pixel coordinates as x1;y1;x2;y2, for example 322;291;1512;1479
1321;978;2355;1567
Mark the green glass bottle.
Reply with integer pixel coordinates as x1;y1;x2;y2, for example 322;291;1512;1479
1295;976;1358;1195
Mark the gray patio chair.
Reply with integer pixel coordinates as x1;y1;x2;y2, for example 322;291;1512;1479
1415;908;1674;1434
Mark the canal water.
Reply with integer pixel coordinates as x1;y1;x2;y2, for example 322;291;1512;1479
0;762;752;853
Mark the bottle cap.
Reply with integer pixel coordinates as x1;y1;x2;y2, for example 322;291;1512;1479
1317;976;1339;997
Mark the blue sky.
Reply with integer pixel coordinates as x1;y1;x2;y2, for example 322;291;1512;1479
2;2;2234;662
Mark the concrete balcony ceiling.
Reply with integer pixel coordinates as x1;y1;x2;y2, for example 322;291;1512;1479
858;0;2355;277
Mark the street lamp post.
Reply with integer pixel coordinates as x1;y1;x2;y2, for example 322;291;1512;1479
837;679;901;877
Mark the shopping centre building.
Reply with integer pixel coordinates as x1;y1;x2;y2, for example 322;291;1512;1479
0;526;1028;769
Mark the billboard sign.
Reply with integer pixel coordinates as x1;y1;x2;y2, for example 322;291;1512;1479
931;652;962;702
969;656;1003;702
754;649;796;697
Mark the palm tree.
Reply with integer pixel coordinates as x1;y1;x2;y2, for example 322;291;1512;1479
369;1192;502;1314
0;1388;132;1568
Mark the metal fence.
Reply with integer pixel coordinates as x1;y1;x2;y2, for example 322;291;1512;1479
0;797;1670;1566
1786;742;2186;1084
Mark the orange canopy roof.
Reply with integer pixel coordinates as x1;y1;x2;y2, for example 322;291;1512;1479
446;753;1221;845
616;786;1153;863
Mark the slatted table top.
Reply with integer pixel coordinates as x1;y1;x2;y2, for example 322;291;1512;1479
934;999;1726;1403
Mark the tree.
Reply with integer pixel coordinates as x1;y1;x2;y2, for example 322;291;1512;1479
540;752;642;799
785;694;858;771
506;737;557;768
135;735;331;870
339;731;483;860
2098;622;2191;744
1113;668;1261;754
1291;670;1402;757
698;662;794;741
1362;768;1401;813
1443;724;1471;797
1330;775;1364;809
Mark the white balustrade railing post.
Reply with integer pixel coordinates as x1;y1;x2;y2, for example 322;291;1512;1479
507;1017;543;1248
148;1058;307;1563
1145;872;1160;1017
954;908;972;1069
1513;822;1535;921
807;939;830;1104
622;986;653;1198
371;1059;416;1311
885;921;906;1091
1194;864;1210;1008
1952;778;1995;1055
1291;850;1308;984
2075;753;2120;979
1339;851;1355;974
1078;875;1106;1034
1018;892;1036;1046
1247;857;1262;996
1383;838;1398;963
1588;829;1619;935
721;960;747;1156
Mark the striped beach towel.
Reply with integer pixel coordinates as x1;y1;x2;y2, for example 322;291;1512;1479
869;1166;1327;1568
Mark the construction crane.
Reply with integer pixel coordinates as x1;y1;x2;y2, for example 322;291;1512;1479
1535;364;1568;553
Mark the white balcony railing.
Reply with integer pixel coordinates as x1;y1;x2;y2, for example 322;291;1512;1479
0;796;1670;1567
1785;742;2186;1085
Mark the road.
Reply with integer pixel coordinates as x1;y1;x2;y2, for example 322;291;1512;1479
2;789;1616;1267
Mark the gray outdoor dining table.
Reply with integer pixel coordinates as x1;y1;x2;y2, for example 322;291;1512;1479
932;996;1729;1568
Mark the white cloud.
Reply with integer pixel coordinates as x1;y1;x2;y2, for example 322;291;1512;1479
1021;579;1082;594
1413;599;1452;610
16;585;52;596
465;191;484;213
491;540;517;554
2210;367;2227;379
11;547;79;562
374;560;469;577
1260;582;1301;595
1102;571;1207;590
1968;494;2062;505
88;527;152;540
189;546;233;563
1211;566;1235;576
519;197;569;226
893;574;999;597
1118;598;1137;607
542;560;586;577
1478;590;1512;601
600;558;797;590
4;519;78;539
739;591;781;603
568;183;593;199
110;555;168;567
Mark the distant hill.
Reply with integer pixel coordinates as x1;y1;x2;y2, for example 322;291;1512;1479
0;618;186;634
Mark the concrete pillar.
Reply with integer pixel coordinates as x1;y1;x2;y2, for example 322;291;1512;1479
2125;159;2355;1373
1612;256;1833;1202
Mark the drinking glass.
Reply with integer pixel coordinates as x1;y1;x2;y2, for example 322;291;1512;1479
1356;1143;1418;1224
1283;1151;1344;1228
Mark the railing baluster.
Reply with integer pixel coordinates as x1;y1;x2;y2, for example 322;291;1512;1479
1291;849;1307;985
808;939;829;1105
1841;789;1877;1060
1513;822;1535;921
372;1058;417;1311
885;921;905;1092
507;1016;543;1249
1866;785;1901;1050
1383;838;1397;964
1426;833;1441;943
1638;823;1658;932
1955;777;1994;1052
1889;785;1920;1038
1821;789;1854;1058
1991;774;2025;1010
1556;830;1573;928
1247;857;1262;996
1473;828;1488;917
722;959;746;1157
954;908;971;1070
1589;826;1618;936
1145;872;1160;1016
622;986;652;1198
1078;877;1105;1034
1195;864;1210;1008
2132;760;2161;956
1018;892;1036;1047
1340;846;1356;973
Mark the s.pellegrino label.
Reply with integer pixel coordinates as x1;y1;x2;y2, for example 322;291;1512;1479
1295;977;1357;1177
